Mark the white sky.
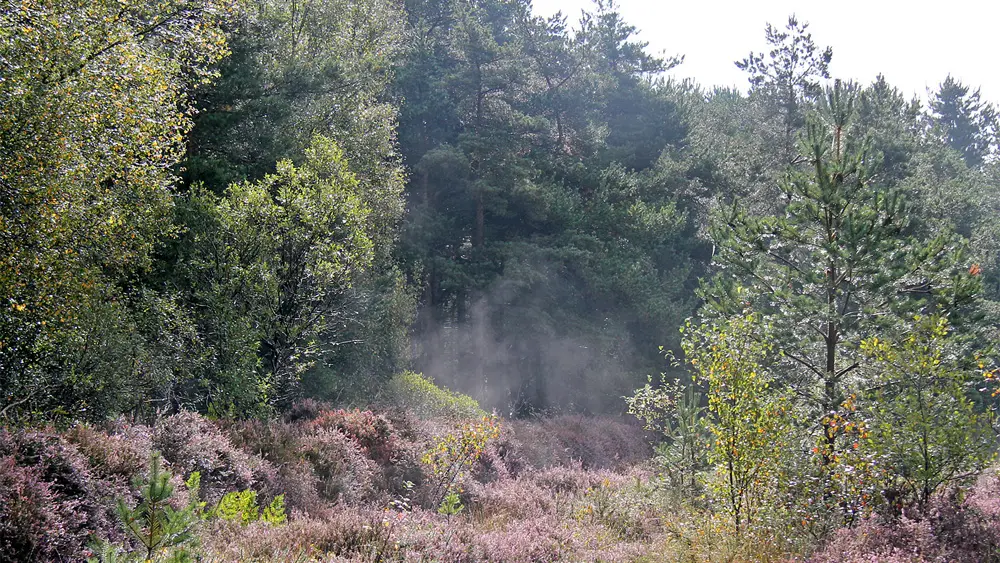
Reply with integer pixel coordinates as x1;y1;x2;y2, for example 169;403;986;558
530;0;1000;105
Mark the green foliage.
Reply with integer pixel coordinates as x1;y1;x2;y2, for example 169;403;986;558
6;7;1000;560
682;312;792;535
185;472;206;518
210;489;286;525
261;495;287;525
862;315;995;511
0;0;411;421
627;373;708;494
855;75;924;185
90;452;199;563
421;415;501;507
437;491;464;516
705;81;978;469
736;15;832;171
686;74;993;534
929;75;999;168
225;136;374;403
0;0;231;420
397;0;700;413
165;135;376;411
213;490;259;525
302;267;417;402
385;371;487;420
179;0;410;406
185;0;406;208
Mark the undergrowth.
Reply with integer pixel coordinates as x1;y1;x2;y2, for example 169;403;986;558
2;375;999;562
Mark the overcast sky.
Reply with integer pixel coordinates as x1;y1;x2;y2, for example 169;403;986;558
530;0;1000;105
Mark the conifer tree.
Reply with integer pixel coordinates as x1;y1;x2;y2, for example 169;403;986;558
704;81;978;466
737;16;832;167
930;75;999;168
89;453;199;563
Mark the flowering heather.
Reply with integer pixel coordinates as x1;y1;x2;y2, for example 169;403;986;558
153;411;256;503
66;421;153;480
310;408;403;465
509;414;652;470
465;514;574;562
467;477;559;522
809;484;1000;563
299;427;376;504
223;419;303;465
0;428;118;561
471;421;522;482
0;456;81;561
3;403;1000;562
284;398;335;423
531;462;639;494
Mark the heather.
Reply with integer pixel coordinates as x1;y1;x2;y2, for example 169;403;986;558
0;405;670;562
1;397;998;561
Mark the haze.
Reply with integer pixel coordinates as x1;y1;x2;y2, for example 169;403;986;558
532;0;1000;104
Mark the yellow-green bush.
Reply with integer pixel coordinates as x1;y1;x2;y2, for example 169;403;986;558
384;372;486;420
213;490;287;526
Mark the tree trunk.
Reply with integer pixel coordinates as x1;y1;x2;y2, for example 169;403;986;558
474;192;484;248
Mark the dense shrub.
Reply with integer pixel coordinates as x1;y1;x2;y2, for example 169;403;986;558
222;416;412;512
420;415;502;508
273;460;327;517
283;398;333;423
576;476;663;542
153;411;255;502
472;422;523;482
531;463;621;495
809;487;1000;563
9;405;1000;562
200;507;385;560
0;456;81;562
465;514;573;562
385;510;580;563
217;419;329;515
968;470;1000;520
310;408;402;465
510;415;652;469
222;419;300;466
299;428;375;504
0;428;118;561
467;477;557;522
383;371;487;420
65;421;153;481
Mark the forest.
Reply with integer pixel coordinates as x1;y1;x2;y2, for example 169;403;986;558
3;0;1000;560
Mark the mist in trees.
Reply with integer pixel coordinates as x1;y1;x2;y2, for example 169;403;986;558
397;0;704;414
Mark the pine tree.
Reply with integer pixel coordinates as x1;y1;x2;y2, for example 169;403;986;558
737;15;832;167
704;81;978;466
89;453;199;563
929;75;999;167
